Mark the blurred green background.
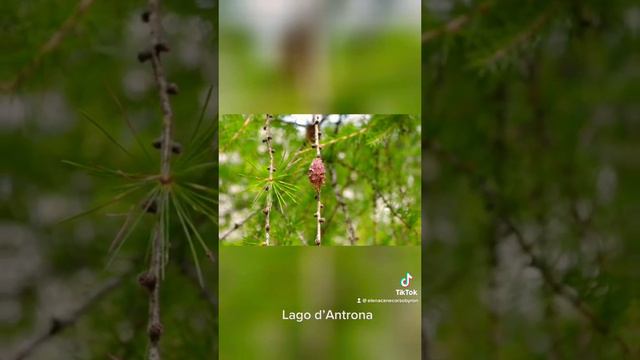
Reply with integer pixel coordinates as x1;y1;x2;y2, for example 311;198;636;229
219;114;421;246
219;0;420;114
2;1;217;358
422;0;639;359
220;247;421;360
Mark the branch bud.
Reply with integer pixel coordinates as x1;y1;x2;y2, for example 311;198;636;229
138;272;157;292
148;322;164;342
166;83;179;95
154;42;170;54
137;51;152;63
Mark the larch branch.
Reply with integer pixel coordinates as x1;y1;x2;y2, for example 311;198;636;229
475;5;555;67
422;1;492;43
336;159;417;236
425;139;631;355
2;0;96;91
330;168;357;245
140;1;176;358
219;210;258;242
263;114;275;245
11;276;124;360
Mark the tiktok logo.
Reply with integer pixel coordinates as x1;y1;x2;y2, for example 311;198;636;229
400;272;413;288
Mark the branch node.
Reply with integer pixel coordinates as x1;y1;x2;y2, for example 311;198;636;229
138;272;157;292
137;51;152;63
148;322;163;342
154;42;170;55
171;142;182;154
49;318;65;335
166;83;179;95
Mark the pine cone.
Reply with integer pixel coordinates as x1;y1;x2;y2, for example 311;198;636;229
308;158;325;191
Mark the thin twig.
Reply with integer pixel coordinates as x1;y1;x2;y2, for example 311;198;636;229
141;1;175;358
422;1;492;43
263;114;275;245
11;276;124;360
475;5;555;67
146;225;163;360
2;0;96;91
336;159;417;235
502;217;630;356
330;168;357;245
220;210;258;242
426;140;631;356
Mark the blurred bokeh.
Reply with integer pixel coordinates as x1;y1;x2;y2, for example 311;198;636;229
422;0;639;358
220;0;421;114
220;247;421;360
1;1;217;358
219;114;421;246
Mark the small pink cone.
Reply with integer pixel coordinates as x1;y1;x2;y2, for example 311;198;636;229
308;158;325;191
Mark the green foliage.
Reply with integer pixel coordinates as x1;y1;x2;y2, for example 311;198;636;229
2;0;217;357
220;114;421;246
423;0;639;358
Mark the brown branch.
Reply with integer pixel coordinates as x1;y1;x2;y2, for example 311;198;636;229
422;1;492;43
1;0;96;91
219;210;258;242
263;114;275;245
140;1;175;358
502;217;630;356
330;168;357;245
426;140;631;356
336;159;417;236
11;276;124;360
145;225;163;360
